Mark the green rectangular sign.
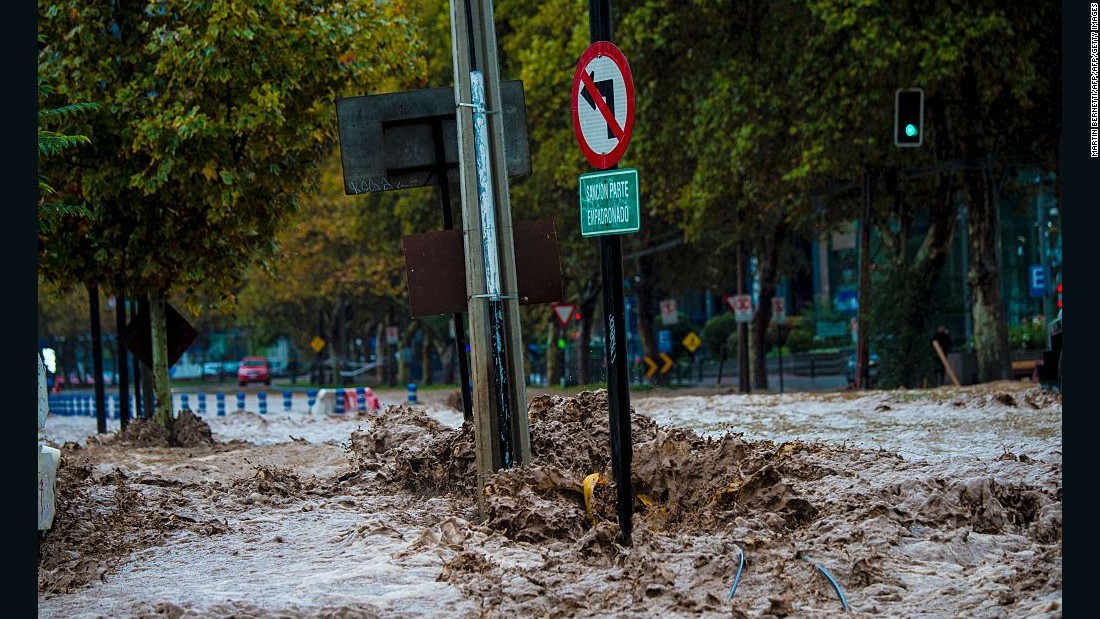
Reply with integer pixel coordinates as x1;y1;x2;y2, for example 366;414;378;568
578;168;640;237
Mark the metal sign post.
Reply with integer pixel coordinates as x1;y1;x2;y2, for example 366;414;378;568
449;0;532;501
579;0;636;547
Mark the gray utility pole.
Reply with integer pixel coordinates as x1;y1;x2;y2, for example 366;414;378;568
449;0;532;498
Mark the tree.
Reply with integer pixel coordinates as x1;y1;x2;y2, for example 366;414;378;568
38;0;428;424
37;33;100;235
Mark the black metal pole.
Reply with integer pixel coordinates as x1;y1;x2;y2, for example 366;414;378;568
431;117;474;422
590;0;633;547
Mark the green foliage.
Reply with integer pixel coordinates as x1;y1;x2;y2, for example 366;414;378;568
1008;321;1047;350
784;322;814;353
866;264;936;388
783;302;850;353
701;312;737;359
37;34;100;234
37;0;427;302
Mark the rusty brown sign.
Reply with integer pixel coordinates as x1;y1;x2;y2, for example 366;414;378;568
403;220;563;317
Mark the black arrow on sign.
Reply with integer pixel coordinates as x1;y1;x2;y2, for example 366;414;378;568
581;71;616;140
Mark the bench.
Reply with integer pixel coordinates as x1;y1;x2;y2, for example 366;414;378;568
1011;359;1041;379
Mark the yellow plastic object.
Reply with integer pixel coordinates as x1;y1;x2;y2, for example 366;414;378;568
583;472;603;525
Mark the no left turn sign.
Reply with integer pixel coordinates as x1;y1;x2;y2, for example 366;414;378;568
571;41;635;170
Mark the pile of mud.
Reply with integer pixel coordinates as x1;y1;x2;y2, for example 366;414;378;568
349;390;1060;544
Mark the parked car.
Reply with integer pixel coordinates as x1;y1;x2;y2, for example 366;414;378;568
846;352;880;385
237;356;271;386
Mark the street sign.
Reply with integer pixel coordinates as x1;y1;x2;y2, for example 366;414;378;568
335;80;530;194
403;220;563;317
657;329;673;354
571;41;635;170
578;168;640;237
772;298;786;322
1029;265;1050;298
641;354;674;378
658;353;674;374
551;303;576;328
310;336;325;353
682;332;701;353
117;303;198;368
659;299;678;325
725;294;753;323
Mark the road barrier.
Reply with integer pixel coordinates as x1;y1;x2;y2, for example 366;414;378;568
45;386;404;422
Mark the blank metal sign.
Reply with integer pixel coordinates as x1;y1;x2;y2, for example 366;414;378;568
336;80;531;195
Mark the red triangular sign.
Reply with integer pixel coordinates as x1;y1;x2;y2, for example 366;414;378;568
552;303;575;327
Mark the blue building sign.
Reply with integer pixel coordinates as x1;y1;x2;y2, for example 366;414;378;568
1029;265;1050;298
657;329;672;354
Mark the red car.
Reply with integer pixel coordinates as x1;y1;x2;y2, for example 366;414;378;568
237;356;271;386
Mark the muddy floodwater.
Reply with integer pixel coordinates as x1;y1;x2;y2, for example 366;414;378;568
38;381;1061;618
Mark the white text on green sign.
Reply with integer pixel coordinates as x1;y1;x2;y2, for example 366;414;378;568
578;168;640;237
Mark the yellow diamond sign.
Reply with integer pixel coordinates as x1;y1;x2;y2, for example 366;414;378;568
682;332;699;351
310;336;325;353
682;332;701;353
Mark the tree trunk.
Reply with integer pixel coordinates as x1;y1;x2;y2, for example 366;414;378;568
149;292;173;426
960;68;1011;382
634;254;661;386
546;320;562;387
576;277;600;385
751;214;786;390
965;165;1011;382
736;242;751;393
115;294;132;429
87;282;108;434
375;322;385;384
417;322;431;385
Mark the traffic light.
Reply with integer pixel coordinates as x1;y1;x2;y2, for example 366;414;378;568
894;88;924;147
1056;283;1062;309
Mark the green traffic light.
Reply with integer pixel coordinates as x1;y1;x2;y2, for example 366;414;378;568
905;124;918;137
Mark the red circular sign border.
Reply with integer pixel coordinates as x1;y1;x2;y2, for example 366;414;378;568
571;41;635;170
